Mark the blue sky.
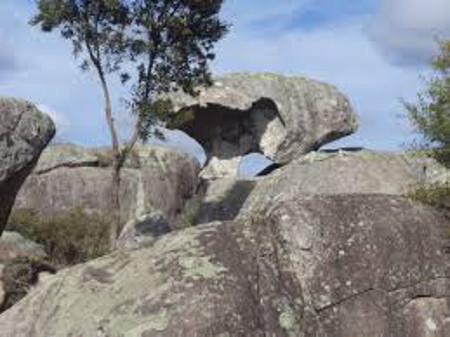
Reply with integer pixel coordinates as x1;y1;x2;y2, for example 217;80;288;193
1;0;450;168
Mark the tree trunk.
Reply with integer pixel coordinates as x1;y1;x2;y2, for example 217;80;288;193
110;161;121;248
90;55;122;249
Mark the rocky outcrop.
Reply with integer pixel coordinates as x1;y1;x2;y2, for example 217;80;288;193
1;194;449;336
12;144;199;226
0;98;55;234
167;73;358;177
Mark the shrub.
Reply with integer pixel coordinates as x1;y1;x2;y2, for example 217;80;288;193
408;183;450;210
6;208;111;267
407;183;450;238
404;40;450;164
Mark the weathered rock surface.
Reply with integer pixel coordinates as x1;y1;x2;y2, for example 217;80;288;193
194;178;256;224
117;211;171;250
0;98;55;234
1;194;449;337
239;149;448;217
12;144;199;225
168;73;358;177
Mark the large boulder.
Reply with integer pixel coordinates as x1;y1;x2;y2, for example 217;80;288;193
0;98;55;234
239;149;448;217
1;194;449;337
167;73;358;177
12;144;199;226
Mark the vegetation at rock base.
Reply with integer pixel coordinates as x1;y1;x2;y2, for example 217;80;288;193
6;208;111;267
31;0;228;247
408;182;450;210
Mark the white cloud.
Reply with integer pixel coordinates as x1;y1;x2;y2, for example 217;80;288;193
367;0;450;65
213;10;422;150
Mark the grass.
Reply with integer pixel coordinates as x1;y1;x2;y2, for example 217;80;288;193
6;207;111;267
407;183;450;210
407;182;450;238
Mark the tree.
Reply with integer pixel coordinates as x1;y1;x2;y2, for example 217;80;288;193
31;0;228;246
404;39;450;164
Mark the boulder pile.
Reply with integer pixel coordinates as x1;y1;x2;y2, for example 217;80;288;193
2;75;450;337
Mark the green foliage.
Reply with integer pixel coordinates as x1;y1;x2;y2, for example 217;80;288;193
408;183;450;210
31;0;229;141
404;40;450;164
407;183;450;238
31;0;130;73
6;208;111;267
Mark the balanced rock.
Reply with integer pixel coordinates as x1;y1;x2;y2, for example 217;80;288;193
0;98;55;234
167;73;358;177
1;194;449;336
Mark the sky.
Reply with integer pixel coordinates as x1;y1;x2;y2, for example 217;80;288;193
1;0;450;173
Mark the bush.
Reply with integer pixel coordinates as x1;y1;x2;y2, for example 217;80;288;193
6;208;111;267
404;40;450;164
407;183;450;238
408;183;450;210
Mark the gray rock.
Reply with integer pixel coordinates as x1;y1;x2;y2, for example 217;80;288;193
0;232;46;258
0;98;55;234
12;144;199;225
195;178;256;224
239;149;447;217
117;211;171;250
0;194;449;337
33;143;99;174
167;73;358;177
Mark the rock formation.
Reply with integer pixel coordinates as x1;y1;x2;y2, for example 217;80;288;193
3;79;450;337
167;73;358;177
1;194;449;336
12;144;199;226
0;98;55;235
